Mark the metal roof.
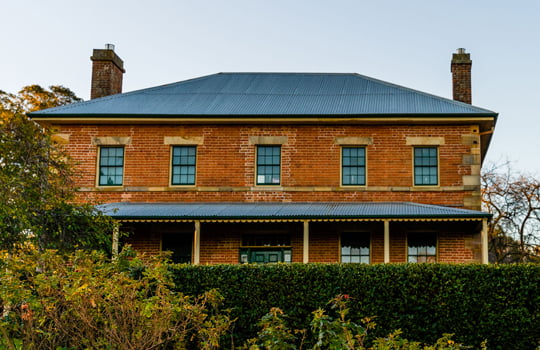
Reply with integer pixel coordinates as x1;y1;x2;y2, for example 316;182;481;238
31;73;497;118
98;202;490;221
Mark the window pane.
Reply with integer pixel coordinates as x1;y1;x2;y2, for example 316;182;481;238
284;251;292;263
341;232;369;264
99;147;124;186
414;147;438;185
408;233;436;263
342;147;366;186
257;146;281;185
171;146;196;185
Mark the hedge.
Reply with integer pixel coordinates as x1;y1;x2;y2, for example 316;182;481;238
171;263;540;349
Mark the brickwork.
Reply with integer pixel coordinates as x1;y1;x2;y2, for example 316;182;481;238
198;222;304;264
309;223;340;263
121;220;479;264
200;224;241;264
53;122;485;264
389;229;408;263
438;232;476;263
90;48;125;99
56;123;480;209
451;50;472;104
123;224;161;255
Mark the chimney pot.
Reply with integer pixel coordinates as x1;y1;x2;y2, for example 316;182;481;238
90;44;125;99
451;48;472;104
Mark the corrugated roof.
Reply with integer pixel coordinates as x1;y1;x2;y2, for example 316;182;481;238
98;202;490;220
31;73;497;117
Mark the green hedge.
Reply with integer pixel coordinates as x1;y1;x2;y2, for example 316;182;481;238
171;263;540;349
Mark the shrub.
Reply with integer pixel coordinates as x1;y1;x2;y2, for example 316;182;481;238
0;249;233;349
171;263;540;349
246;295;482;350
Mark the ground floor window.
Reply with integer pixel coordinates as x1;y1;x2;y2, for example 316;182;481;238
341;232;370;263
408;232;437;263
162;233;192;263
240;234;291;263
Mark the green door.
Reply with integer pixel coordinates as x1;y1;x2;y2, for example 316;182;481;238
252;250;282;263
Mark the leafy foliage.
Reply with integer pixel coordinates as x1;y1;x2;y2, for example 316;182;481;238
0;85;81;114
0;85;114;252
0;249;233;349
246;296;481;350
171;263;540;350
1;256;537;349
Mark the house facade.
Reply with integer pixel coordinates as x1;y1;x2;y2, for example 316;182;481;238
31;46;497;264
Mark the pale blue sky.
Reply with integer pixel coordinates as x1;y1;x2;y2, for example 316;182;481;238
2;0;539;172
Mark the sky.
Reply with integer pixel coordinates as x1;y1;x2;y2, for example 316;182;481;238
2;0;539;173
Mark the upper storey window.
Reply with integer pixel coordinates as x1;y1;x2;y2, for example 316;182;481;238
256;146;281;185
413;147;438;186
171;146;196;186
342;147;366;186
98;146;124;186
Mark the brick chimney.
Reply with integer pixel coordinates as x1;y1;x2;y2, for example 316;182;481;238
451;48;472;104
90;44;125;99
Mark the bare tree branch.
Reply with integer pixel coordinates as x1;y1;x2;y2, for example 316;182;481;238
482;162;540;263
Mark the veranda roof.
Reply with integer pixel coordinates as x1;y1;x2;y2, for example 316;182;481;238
98;202;490;222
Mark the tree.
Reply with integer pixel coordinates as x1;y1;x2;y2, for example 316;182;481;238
0;85;113;253
1;85;81;115
0;249;233;349
482;162;540;263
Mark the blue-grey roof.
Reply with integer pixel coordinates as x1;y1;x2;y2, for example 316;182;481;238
98;202;490;220
31;73;497;118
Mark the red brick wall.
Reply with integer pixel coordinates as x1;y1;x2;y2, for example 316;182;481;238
123;225;161;255
309;223;340;263
438;232;476;263
56;123;478;208
451;52;472;104
198;222;304;264
90;48;124;99
200;224;241;264
55;122;482;264
121;221;479;264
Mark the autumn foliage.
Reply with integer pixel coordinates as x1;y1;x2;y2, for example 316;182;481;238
0;249;233;349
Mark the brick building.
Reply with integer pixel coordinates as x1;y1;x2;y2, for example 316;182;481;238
31;46;497;264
